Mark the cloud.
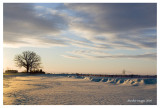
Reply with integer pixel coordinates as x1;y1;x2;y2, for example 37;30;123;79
92;53;156;60
64;49;156;60
3;3;157;60
65;3;157;49
62;54;82;59
66;3;156;33
3;3;69;47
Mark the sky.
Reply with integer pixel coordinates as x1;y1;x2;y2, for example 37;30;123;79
3;3;157;75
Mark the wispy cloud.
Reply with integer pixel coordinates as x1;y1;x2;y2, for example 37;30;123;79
3;3;157;60
91;53;156;60
3;3;69;47
62;54;82;59
65;3;157;50
64;49;156;60
66;3;156;33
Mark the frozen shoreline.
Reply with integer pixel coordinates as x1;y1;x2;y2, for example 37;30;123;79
3;74;157;105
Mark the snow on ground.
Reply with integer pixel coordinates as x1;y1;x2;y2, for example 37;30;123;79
3;74;157;105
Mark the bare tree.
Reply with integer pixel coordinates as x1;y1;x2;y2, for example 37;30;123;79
14;51;41;73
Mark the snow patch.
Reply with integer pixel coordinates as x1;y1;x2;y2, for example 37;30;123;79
85;77;156;86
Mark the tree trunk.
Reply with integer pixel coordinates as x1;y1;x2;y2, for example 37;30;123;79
27;66;29;73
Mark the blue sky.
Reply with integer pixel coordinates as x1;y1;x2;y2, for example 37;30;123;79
3;3;157;75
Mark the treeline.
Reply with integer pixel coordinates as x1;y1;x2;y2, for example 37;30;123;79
46;73;157;78
29;69;45;74
76;73;157;78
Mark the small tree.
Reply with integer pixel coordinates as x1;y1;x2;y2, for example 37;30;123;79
14;51;41;73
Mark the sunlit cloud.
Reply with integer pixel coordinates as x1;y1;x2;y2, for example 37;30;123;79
63;49;156;60
4;3;69;47
3;3;157;60
91;53;156;60
62;54;82;59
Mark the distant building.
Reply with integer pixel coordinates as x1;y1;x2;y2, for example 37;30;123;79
5;70;18;73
